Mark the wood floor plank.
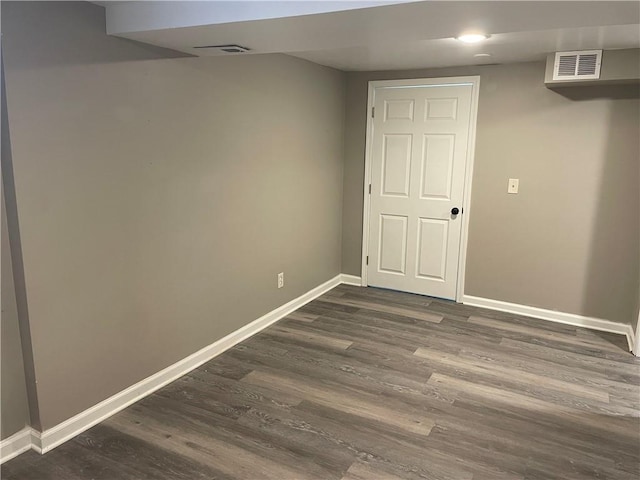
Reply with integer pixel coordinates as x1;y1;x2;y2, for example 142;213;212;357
277;315;428;355
340;461;407;480
242;369;436;437
226;341;453;412
457;341;640;394
3;285;638;479
265;324;354;350
108;401;328;480
241;399;473;480
468;316;629;354
451;396;639;468
317;296;443;323
414;347;610;403
430;410;620;475
72;424;230;480
500;338;640;377
284;311;320;322
427;373;639;442
330;285;433;308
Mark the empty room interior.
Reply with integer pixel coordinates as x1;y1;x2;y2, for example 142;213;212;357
1;1;639;479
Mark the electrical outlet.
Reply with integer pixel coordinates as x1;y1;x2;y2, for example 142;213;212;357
508;178;519;194
277;272;284;289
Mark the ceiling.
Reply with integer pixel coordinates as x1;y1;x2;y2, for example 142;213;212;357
102;1;640;71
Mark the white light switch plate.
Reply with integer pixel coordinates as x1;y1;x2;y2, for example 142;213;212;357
508;178;519;194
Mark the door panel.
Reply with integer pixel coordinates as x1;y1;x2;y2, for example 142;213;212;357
378;214;408;274
425;97;458;120
384;99;415;121
421;134;455;199
416;218;448;280
367;81;474;300
382;134;412;197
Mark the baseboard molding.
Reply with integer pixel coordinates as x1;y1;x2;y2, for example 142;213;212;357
462;295;635;352
340;274;363;286
0;428;34;464
30;274;343;456
631;323;640;357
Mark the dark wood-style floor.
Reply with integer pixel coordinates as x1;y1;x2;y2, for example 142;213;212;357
3;285;639;479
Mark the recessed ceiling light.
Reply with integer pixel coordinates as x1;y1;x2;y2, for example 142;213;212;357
474;53;492;58
457;34;489;44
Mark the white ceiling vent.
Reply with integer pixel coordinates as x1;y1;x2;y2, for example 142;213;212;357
193;44;251;53
552;50;602;80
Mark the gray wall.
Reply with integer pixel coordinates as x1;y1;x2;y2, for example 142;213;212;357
2;1;345;429
1;195;30;439
343;62;639;326
1;48;31;440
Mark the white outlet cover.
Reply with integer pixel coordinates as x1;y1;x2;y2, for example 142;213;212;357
508;178;519;194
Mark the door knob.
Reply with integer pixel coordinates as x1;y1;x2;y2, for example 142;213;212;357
451;207;460;215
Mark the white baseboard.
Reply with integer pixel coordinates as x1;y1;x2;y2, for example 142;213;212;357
462;295;635;352
340;274;363;286
631;319;640;357
0;428;34;464
30;274;343;455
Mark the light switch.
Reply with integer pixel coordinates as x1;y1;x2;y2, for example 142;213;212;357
508;178;519;194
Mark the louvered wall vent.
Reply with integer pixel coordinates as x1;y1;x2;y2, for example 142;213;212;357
193;44;251;53
552;50;602;80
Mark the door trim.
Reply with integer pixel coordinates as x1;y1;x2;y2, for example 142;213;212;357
360;76;480;302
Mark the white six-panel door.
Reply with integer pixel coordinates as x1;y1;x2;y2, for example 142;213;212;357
365;79;477;300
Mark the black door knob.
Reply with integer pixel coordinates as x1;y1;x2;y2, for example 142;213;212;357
451;207;460;215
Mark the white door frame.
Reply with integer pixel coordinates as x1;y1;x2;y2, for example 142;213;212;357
360;76;481;303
